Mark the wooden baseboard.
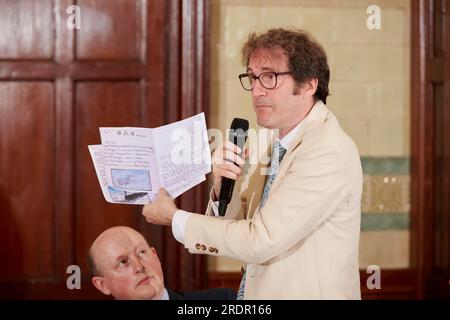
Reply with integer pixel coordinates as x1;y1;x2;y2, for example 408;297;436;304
209;269;416;300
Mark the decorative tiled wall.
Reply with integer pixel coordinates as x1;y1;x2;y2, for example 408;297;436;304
208;0;411;271
361;157;410;230
359;157;410;268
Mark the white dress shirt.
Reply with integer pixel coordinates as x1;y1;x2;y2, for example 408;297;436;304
171;120;305;244
161;288;169;300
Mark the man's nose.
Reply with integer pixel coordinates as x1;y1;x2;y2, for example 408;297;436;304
132;257;145;274
251;79;267;97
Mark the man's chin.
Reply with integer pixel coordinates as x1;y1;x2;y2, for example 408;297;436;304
257;118;275;129
132;288;158;300
136;284;164;300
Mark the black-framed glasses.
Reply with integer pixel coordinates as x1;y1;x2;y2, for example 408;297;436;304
238;71;292;91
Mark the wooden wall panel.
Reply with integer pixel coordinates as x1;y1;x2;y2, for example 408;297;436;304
75;81;142;277
411;0;450;299
0;0;208;298
0;0;53;59
0;82;55;280
429;0;450;299
76;0;142;60
209;269;417;300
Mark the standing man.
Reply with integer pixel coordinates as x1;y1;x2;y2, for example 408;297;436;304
143;28;363;299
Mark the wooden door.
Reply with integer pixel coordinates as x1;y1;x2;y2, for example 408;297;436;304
411;0;450;299
0;0;208;299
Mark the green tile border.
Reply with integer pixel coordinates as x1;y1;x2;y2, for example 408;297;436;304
361;157;410;175
361;212;409;231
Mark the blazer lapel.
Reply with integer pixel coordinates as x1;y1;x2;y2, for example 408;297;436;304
283;100;329;161
244;100;329;219
245;143;271;219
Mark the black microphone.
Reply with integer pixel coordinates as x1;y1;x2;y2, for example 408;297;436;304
218;118;249;216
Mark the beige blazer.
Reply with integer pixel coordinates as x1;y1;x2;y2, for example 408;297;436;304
184;101;363;299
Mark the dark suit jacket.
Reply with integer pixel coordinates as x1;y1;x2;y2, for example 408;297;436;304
167;288;236;300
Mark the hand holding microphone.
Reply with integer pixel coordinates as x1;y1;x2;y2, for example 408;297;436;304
212;118;249;216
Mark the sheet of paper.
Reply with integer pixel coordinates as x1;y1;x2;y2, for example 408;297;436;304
89;112;211;204
152;112;211;193
99;127;161;191
168;174;206;199
88;145;155;204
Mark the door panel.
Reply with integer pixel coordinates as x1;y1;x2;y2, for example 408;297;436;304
0;0;54;59
0;82;55;280
76;0;142;60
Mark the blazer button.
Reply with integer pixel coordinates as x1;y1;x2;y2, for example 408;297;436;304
201;245;207;251
195;243;201;250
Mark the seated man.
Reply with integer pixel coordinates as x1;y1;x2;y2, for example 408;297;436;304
88;226;236;300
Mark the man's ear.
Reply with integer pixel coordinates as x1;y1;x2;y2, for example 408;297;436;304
301;78;318;98
92;276;111;296
150;247;162;264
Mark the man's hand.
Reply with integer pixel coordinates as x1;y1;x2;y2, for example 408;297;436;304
212;141;249;200
142;188;178;226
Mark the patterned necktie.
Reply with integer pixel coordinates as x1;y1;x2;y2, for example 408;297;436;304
236;141;287;300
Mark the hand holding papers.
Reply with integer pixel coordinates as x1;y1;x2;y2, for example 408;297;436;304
88;113;211;204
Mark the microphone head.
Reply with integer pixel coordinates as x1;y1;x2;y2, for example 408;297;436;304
229;118;249;149
230;118;249;131
219;118;249;216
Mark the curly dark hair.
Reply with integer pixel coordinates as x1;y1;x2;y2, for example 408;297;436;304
241;28;330;104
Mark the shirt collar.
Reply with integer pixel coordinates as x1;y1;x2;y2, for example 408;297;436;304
278;119;305;151
160;288;169;300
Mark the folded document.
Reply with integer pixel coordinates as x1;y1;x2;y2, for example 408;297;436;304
88;113;211;204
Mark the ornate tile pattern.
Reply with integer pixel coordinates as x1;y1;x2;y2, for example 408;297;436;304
362;175;410;213
361;157;410;230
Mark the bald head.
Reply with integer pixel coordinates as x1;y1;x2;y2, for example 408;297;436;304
89;226;165;300
89;226;146;275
